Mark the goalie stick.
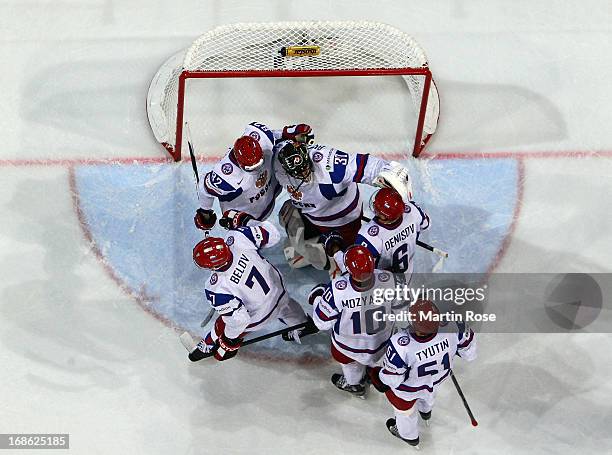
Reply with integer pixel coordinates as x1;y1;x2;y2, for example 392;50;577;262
180;320;311;361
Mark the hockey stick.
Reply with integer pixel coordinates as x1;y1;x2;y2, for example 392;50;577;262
185;122;201;201
450;369;478;427
416;239;448;258
185;121;213;328
180;320;310;361
200;308;215;327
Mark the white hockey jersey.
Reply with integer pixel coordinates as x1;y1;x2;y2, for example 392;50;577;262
379;324;477;402
356;201;430;275
203;221;285;340
312;270;399;365
199;122;283;220
274;144;392;228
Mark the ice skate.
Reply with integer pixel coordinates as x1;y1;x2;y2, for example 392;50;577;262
419;410;431;427
331;373;367;398
386;418;420;449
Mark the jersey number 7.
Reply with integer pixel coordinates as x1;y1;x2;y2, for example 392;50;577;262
245;266;270;295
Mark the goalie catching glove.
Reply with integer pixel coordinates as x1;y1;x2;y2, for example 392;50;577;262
219;210;254;230
373;161;414;202
282;124;314;145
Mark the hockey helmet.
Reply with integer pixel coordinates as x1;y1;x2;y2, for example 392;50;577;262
344;245;375;282
233;136;264;171
372;187;405;224
193;237;233;270
409;299;440;335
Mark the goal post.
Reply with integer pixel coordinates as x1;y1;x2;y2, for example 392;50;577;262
147;21;440;161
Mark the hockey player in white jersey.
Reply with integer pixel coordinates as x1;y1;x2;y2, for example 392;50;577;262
368;299;477;448
322;187;430;280
310;245;398;396
274;139;413;271
188;213;317;361
193;122;314;231
356;187;430;276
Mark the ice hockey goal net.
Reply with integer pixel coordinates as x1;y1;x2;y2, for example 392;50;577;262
147;21;440;161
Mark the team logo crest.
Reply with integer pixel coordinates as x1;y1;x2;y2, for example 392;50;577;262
221;163;233;175
379;272;390;282
255;170;268;188
210;273;218;285
335;280;348;290
226;236;234;246
368;225;379;236
287;185;303;201
398;336;410;346
312;151;323;162
249;131;260;141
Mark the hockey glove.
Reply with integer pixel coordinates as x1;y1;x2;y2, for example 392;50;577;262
219;210;254;230
282;124;315;145
308;283;327;306
374;161;414;202
367;366;390;393
322;231;344;256
194;208;217;230
214;334;243;361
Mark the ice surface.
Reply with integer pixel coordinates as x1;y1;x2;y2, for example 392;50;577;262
1;1;612;454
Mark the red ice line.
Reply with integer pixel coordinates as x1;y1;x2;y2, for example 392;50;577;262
2;148;612;167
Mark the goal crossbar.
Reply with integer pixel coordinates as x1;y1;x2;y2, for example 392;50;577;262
173;67;432;161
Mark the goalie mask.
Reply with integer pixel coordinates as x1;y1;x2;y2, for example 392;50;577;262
193;237;233;270
233;136;264;171
277;140;313;182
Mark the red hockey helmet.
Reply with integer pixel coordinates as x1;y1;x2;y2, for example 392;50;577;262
409;299;440;335
372;188;405;224
193;237;233;270
233;136;264;171
344;245;375;282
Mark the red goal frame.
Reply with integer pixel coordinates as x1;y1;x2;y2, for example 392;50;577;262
166;67;433;161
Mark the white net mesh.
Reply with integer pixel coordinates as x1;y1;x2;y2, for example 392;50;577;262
147;21;440;159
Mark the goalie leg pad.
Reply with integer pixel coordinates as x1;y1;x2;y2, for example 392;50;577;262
279;200;329;270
